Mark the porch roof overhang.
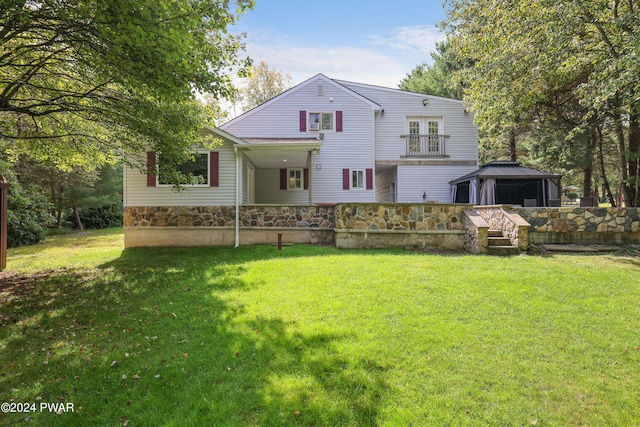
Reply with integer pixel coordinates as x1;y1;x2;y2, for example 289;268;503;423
236;138;322;168
203;127;322;168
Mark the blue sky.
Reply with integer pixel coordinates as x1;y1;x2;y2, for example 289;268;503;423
233;0;447;88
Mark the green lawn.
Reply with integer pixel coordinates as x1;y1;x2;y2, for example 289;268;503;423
1;229;639;426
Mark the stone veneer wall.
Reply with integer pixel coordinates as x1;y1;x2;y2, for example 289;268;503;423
334;204;470;250
516;206;640;244
124;204;640;250
124;205;335;229
463;210;489;254
335;203;469;231
474;206;530;250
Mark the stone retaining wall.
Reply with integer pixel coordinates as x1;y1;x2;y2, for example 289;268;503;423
335;203;468;231
124;204;640;250
516;207;640;244
334;203;470;250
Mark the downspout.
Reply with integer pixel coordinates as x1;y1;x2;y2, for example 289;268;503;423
234;146;240;247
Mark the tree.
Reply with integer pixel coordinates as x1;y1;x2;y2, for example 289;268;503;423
14;156;98;229
239;61;293;111
399;41;468;100
0;157;52;246
0;0;254;174
444;0;640;205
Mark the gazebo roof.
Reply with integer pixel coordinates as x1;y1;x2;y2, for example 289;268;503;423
449;161;562;185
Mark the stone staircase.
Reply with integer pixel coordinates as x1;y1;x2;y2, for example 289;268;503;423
486;229;521;256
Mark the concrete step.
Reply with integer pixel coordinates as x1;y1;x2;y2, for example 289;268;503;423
488;229;504;237
486;245;521;256
488;237;512;246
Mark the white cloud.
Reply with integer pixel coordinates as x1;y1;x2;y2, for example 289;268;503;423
245;42;409;88
234;25;445;93
367;25;445;55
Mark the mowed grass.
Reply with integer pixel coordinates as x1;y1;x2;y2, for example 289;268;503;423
1;230;639;426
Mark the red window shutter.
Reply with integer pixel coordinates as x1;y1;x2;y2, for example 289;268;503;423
280;169;287;189
146;151;156;187
299;110;306;132
304;168;309;189
366;168;373;190
209;151;219;187
342;168;350;190
336;110;343;132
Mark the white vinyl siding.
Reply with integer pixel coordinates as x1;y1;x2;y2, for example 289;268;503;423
375;167;397;202
123;140;236;207
254;169;309;204
337;81;478;163
242;155;255;204
222;75;377;203
396;164;478;203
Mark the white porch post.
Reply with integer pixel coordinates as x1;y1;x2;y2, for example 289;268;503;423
307;150;313;204
234;146;241;247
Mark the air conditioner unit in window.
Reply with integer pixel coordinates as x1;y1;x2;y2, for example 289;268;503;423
309;123;320;131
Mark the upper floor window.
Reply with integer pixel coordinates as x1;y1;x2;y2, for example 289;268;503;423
309;112;333;131
406;117;443;156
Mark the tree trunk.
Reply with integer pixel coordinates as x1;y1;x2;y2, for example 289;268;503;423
582;131;596;199
596;126;616;207
72;206;83;231
508;128;517;162
628;102;640;206
612;104;631;206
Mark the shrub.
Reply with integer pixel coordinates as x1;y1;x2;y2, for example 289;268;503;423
75;204;123;229
7;184;54;247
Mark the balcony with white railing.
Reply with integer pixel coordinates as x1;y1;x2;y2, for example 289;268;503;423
400;134;447;158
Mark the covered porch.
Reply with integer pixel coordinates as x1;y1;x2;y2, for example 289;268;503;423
209;127;322;205
238;138;322;205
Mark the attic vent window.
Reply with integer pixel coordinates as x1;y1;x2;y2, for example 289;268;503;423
317;85;324;96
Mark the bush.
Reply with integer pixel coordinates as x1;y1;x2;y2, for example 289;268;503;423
7;185;54;247
75;204;123;229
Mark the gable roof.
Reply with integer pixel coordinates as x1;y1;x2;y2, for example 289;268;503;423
334;78;466;105
220;73;381;129
450;161;562;185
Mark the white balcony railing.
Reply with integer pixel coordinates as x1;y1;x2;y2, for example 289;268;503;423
400;134;447;157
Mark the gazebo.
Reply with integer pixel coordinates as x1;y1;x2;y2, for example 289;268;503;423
449;161;562;207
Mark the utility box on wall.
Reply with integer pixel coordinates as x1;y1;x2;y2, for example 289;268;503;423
0;176;8;270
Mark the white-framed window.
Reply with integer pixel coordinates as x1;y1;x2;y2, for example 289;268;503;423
288;168;303;190
158;152;209;186
406;117;443;154
309;112;333;131
352;169;365;189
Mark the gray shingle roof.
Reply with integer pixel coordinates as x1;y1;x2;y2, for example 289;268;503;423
450;161;562;184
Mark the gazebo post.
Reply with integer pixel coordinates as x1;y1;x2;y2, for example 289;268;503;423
0;176;9;270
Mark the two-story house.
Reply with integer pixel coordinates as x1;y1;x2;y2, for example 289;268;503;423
123;74;479;247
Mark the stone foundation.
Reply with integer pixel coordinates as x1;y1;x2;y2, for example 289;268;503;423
125;205;335;229
124;205;335;248
124;204;640;250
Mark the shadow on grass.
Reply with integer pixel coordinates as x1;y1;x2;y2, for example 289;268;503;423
0;246;389;426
